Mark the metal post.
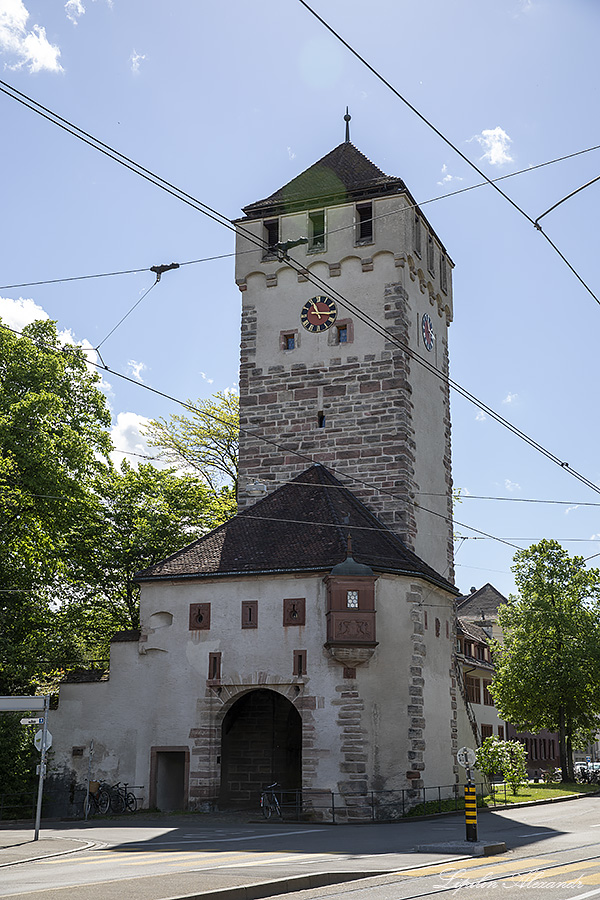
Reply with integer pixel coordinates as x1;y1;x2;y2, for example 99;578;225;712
33;696;50;841
331;791;335;825
464;776;478;843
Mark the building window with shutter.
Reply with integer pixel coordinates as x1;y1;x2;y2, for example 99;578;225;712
466;676;481;704
414;214;421;257
263;219;279;258
293;650;307;676
483;680;495;706
241;600;258;628
208;652;221;682
481;724;493;740
355;202;373;244
440;254;448;293
427;234;435;274
308;210;325;251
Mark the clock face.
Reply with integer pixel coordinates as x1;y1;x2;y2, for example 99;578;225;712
421;313;435;351
301;296;337;333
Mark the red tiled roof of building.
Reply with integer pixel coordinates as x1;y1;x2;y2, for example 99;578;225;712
135;464;457;591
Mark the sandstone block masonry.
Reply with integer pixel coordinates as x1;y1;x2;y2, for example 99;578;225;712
238;280;453;566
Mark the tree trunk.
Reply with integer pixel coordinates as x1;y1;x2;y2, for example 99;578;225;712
559;706;569;781
566;720;575;782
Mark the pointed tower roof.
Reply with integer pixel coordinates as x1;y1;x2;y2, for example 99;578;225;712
241;142;406;219
135;465;457;593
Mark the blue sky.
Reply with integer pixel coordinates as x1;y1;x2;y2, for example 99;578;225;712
1;0;599;598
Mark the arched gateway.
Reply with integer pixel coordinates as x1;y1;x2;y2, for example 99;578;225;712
219;689;302;806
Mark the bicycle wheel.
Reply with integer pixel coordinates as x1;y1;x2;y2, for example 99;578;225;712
110;791;126;814
83;793;95;817
97;790;111;815
261;796;272;819
126;792;137;813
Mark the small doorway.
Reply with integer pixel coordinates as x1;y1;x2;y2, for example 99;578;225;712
150;746;189;811
220;689;302;806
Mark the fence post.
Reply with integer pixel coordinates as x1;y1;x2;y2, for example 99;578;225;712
331;791;335;825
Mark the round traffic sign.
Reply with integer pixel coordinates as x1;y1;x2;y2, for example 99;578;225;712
457;746;476;768
34;729;53;752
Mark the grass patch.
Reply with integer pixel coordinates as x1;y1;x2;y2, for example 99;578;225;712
483;781;599;806
404;782;597;817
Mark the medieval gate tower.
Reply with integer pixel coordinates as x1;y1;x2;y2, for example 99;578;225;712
234;129;455;579
48;125;461;812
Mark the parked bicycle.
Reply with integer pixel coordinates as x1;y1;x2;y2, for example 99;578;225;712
260;782;281;819
84;781;138;816
83;781;111;817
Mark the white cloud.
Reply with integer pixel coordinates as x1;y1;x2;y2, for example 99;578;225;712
470;126;513;166
475;410;487;422
504;478;521;493
437;163;464;186
110;411;152;469
65;0;85;25
127;359;147;383
565;505;580;515
0;294;110;390
0;294;47;330
503;392;518;404
130;49;145;74
0;0;63;72
200;371;214;385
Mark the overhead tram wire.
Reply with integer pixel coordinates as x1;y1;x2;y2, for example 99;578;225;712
3;143;599;293
1;82;598;498
0;253;236;292
296;0;600;308
0;319;521;553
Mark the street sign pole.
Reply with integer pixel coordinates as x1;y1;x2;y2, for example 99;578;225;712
464;772;478;842
84;740;94;823
33;697;50;841
456;746;478;843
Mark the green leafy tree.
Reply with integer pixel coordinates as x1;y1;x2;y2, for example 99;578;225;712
0;319;111;693
71;461;234;655
475;736;528;795
146;390;239;494
0;319;112;800
490;540;600;782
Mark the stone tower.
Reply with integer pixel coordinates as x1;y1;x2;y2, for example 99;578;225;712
234;136;454;579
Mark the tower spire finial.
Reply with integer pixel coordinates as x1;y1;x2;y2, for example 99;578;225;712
344;107;351;143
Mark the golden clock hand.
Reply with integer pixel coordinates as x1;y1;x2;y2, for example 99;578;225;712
311;303;324;318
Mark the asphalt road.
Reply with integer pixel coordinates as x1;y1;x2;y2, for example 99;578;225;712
2;796;600;900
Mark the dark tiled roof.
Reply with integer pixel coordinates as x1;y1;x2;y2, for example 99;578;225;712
135;465;457;593
457;617;489;644
456;583;507;620
241;143;405;218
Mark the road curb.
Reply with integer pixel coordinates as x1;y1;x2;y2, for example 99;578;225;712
159;871;387;900
0;838;97;868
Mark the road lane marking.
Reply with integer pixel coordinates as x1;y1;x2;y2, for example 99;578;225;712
509;861;600;882
400;856;550;877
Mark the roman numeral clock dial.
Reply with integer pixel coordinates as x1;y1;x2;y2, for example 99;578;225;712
301;296;337;333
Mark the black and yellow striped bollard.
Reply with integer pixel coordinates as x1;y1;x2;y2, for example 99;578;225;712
464;782;478;842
